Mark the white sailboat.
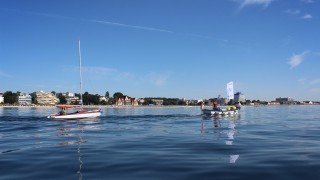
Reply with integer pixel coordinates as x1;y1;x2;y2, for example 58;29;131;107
47;40;102;119
201;81;240;116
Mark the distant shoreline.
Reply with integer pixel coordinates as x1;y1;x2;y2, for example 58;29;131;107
0;104;319;108
0;104;199;108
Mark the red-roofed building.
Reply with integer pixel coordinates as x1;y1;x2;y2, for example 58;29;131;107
115;96;138;106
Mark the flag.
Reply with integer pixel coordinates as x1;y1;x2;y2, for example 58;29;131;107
227;81;234;100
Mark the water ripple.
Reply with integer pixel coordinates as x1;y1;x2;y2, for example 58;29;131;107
1;106;320;179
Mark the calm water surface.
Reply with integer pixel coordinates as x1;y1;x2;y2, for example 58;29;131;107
1;106;320;180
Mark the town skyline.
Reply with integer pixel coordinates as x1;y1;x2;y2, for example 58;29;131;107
1;89;319;104
1;0;320;101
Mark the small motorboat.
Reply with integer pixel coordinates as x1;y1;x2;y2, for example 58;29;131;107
202;106;239;116
201;81;240;116
47;105;102;119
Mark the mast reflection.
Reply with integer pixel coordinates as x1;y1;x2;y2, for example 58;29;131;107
56;119;101;180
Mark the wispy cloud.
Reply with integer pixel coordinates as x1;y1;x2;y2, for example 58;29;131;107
285;9;301;15
3;8;216;39
301;0;315;3
236;0;274;9
301;14;313;19
65;65;171;87
310;79;320;85
285;9;312;20
82;66;119;75
298;78;307;85
310;88;320;93
2;8;174;34
147;72;172;87
0;70;13;78
298;78;320;85
288;50;310;69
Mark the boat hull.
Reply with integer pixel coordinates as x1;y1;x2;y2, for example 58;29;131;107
202;109;238;116
47;111;102;119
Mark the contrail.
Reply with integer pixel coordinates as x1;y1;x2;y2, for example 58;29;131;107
2;7;214;38
90;20;174;33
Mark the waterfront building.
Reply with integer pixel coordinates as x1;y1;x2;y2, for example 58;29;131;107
217;97;228;106
116;96;139;106
152;99;163;105
65;92;79;104
138;98;145;104
269;101;281;105
33;91;59;105
17;93;32;105
99;96;107;102
66;92;74;98
275;97;294;104
234;92;245;103
0;93;4;104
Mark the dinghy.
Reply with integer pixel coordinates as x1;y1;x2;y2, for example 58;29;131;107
47;40;102;119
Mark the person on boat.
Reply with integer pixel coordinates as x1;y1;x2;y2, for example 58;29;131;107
59;107;67;115
200;101;204;110
212;101;218;110
235;102;241;110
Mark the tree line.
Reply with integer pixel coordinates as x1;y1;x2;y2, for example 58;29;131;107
3;90;287;106
1;91;135;105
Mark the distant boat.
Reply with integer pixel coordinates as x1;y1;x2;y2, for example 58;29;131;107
47;40;102;119
201;81;240;116
202;106;239;116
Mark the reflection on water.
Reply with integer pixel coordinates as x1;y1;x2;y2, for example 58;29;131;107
226;120;239;164
77;122;84;180
55;119;101;180
201;114;240;164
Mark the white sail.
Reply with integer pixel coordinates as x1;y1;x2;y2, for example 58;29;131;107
227;81;234;100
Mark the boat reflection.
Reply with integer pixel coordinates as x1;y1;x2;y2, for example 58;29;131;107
55;119;101;180
201;115;240;164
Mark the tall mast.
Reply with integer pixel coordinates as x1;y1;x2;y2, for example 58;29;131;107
78;39;83;107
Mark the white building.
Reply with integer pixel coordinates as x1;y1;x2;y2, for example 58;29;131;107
0;93;4;104
65;92;79;104
17;93;32;105
66;92;75;98
99;96;107;102
33;91;59;105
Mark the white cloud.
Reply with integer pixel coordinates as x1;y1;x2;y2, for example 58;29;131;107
237;0;273;9
288;50;310;69
285;9;312;20
301;14;313;19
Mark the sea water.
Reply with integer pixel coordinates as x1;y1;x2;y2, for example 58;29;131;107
1;106;320;180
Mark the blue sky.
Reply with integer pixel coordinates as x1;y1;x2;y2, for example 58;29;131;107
1;0;320;101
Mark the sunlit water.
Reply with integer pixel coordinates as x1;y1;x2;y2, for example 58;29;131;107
1;106;320;180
